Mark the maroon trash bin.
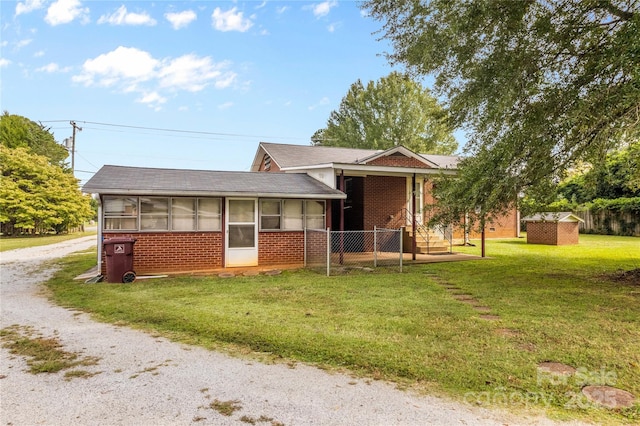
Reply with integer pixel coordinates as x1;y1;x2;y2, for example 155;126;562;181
103;238;137;283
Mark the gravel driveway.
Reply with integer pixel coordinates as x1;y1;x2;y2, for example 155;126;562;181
0;237;581;425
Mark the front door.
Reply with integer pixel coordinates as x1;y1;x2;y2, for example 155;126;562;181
226;198;258;267
407;178;424;225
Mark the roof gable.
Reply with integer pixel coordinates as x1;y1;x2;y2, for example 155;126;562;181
356;146;438;168
252;142;460;171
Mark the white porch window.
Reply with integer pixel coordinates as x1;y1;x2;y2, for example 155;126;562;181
283;200;303;230
172;198;196;231
103;196;138;230
197;198;221;231
140;197;169;230
305;200;326;229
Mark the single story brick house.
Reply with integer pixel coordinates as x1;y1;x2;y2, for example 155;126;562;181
83;142;519;275
523;212;584;245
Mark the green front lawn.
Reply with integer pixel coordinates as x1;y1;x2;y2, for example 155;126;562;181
46;234;639;424
0;230;96;252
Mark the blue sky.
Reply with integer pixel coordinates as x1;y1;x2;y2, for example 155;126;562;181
1;1;450;185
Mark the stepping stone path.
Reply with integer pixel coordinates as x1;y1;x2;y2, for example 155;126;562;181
536;362;636;409
537;361;576;376
582;385;636;409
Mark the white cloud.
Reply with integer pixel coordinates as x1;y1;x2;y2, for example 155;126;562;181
165;10;197;30
34;50;45;57
36;62;58;72
137;91;167;106
158;54;236;92
35;62;71;73
218;102;234;110
15;0;45;16
0;58;11;68
72;46;238;110
98;5;157;26
211;7;253;32
307;1;337;18
327;22;342;33
45;0;89;26
308;96;330;110
73;46;158;87
276;6;289;14
16;38;33;49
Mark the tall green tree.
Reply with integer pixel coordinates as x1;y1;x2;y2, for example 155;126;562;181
312;72;457;154
0;145;92;235
363;0;639;223
0;111;69;168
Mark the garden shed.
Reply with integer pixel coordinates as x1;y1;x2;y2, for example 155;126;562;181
523;212;585;245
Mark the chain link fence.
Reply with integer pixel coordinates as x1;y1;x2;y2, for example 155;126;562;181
304;228;402;276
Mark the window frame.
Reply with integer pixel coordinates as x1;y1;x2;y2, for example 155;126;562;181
102;196;222;233
258;199;326;232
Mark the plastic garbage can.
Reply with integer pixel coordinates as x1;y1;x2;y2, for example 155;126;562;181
103;238;137;283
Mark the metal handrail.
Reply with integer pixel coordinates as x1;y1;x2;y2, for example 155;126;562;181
398;208;453;254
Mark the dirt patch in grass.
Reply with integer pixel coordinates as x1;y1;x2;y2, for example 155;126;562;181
606;268;640;286
0;325;100;376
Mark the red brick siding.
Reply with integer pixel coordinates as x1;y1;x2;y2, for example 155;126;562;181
258;231;304;265
526;221;579;245
102;232;223;275
367;155;430;168
363;176;407;230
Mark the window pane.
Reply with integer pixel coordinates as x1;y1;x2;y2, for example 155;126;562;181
306;217;325;230
105;217;137;230
141;215;168;230
283;200;303;230
261;200;280;215
261;216;280;230
306;200;324;215
172;198;196;231
198;198;221;231
104;197;137;216
140;198;168;230
229;224;255;248
141;197;168;214
229;200;255;223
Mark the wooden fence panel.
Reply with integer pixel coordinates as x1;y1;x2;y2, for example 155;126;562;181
576;210;640;236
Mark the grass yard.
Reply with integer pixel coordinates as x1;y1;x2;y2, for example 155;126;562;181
0;230;96;252
46;234;639;424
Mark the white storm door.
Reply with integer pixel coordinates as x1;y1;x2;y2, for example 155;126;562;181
226;199;258;267
407;178;424;225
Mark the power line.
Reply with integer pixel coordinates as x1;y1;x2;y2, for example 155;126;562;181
40;120;308;141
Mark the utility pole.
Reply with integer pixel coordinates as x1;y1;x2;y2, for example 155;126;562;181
69;121;82;173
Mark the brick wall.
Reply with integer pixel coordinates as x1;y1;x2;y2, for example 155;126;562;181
102;232;223;275
527;221;579;245
363;176;407;230
258;231;304;265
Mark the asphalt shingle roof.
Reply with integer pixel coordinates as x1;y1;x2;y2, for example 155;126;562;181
260;142;460;169
83;165;346;199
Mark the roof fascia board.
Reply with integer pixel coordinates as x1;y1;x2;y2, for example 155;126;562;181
87;189;346;199
280;163;456;175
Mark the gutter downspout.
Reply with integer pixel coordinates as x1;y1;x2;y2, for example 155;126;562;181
94;194;103;274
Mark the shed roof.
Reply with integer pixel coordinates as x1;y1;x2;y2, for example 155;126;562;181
83;165;346;199
522;212;585;223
